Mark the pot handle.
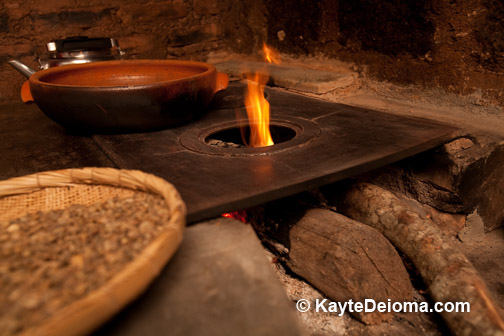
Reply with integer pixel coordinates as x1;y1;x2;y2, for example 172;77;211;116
21;80;34;103
214;72;229;93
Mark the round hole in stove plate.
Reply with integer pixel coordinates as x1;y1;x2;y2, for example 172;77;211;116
179;116;321;156
205;124;296;148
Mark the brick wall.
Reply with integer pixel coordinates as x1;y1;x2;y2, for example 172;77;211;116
0;0;265;102
2;1;503;106
263;0;504;106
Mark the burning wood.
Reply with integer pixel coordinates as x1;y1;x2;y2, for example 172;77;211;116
222;210;248;223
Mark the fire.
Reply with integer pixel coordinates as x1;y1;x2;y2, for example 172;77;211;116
222;210;248;223
245;72;274;147
263;43;281;64
243;43;280;148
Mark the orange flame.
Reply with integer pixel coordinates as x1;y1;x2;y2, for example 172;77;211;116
263;43;281;64
243;43;280;148
245;72;274;147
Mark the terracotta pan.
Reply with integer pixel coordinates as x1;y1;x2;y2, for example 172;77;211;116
23;60;229;133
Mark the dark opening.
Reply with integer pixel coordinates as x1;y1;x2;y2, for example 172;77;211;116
205;125;297;148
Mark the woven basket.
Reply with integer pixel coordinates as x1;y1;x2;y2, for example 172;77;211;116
0;167;186;336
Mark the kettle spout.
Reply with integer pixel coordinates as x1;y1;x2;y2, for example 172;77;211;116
8;60;37;79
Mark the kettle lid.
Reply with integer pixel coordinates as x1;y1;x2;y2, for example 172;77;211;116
46;36;119;52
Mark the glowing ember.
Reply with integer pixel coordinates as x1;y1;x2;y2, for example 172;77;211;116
222;210;248;223
243;43;281;148
263;43;281;64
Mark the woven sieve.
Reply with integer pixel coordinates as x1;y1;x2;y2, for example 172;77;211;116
0;185;135;222
0;167;186;336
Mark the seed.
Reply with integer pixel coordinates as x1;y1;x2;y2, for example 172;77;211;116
6;224;19;232
0;192;171;335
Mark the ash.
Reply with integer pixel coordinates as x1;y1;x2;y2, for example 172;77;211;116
207;139;246;148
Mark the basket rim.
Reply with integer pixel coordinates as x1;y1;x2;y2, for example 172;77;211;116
0;167;186;336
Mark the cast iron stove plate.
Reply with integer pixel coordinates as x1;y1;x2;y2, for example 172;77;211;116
93;83;458;223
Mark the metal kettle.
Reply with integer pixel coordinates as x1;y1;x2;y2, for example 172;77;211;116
8;36;123;79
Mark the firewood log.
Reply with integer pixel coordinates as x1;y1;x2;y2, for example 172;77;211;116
338;182;504;336
252;206;414;325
